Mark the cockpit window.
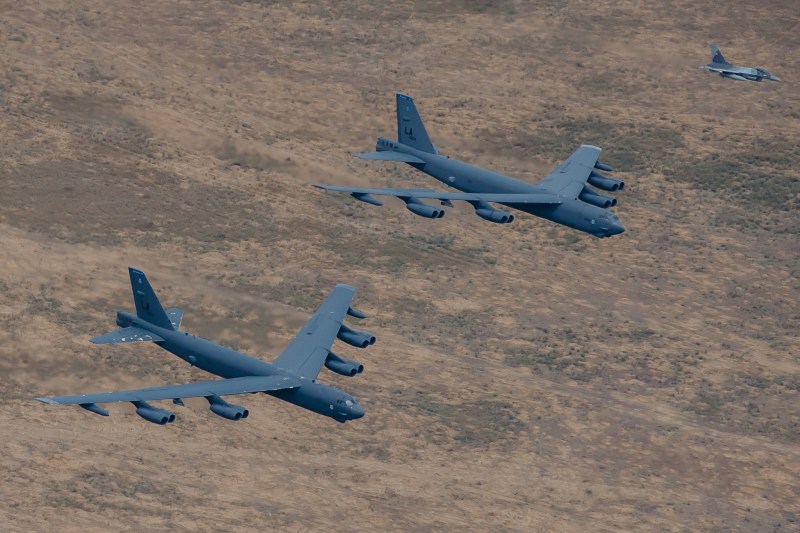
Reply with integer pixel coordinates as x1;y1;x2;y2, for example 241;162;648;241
345;399;353;407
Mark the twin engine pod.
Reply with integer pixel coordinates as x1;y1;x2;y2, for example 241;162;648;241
337;324;376;348
207;395;249;421
579;187;617;208
404;198;445;219
133;401;176;425
587;170;624;192
472;200;514;224
325;351;364;377
131;397;250;424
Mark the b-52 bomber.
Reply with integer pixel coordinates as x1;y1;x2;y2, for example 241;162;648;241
316;93;625;238
37;268;374;424
701;43;780;82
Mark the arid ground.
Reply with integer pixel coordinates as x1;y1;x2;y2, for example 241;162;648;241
1;1;799;531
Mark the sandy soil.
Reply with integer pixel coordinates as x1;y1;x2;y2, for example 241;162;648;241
1;1;798;531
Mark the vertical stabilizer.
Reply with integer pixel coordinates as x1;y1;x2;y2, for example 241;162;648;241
396;93;436;154
709;43;729;65
128;268;174;330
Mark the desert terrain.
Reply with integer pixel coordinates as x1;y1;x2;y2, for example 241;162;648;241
1;1;799;531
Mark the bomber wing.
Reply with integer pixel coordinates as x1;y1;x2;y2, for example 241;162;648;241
315;185;561;205
536;145;603;198
273;284;361;379
36;374;301;406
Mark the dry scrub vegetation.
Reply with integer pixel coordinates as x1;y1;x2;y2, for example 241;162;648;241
0;0;798;531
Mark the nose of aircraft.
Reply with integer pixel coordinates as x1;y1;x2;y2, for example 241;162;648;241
607;222;625;236
350;403;365;419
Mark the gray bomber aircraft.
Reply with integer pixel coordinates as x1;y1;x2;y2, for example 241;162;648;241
701;43;780;82
36;268;375;424
316;93;625;238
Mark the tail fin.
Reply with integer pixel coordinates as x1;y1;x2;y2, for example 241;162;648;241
396;93;436;154
709;43;729;65
128;267;174;330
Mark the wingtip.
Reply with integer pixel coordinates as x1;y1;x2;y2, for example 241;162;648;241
581;144;602;152
36;397;60;405
334;283;357;292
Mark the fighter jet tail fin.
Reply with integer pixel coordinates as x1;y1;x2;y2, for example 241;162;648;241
396;93;437;154
709;43;729;65
128;268;175;330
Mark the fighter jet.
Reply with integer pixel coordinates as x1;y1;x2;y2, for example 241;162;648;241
701;43;780;82
37;268;375;424
316;93;625;238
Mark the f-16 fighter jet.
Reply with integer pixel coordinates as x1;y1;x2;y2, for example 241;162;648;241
37;268;374;424
701;43;780;82
316;93;625;238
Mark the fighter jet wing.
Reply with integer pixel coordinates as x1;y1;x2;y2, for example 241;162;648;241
314;185;561;205
536;145;602;198
35;374;301;406
273;284;358;379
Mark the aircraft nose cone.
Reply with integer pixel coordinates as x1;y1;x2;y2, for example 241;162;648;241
350;404;365;420
607;223;625;236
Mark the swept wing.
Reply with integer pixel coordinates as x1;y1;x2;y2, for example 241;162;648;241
536;145;603;198
36;375;301;406
315;185;561;205
273;284;359;379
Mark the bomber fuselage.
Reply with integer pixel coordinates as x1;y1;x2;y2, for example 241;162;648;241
375;137;624;237
115;311;364;421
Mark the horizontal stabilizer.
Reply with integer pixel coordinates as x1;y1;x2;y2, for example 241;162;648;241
355;151;426;164
166;308;184;330
90;327;165;344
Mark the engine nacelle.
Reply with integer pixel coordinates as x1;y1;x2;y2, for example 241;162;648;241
207;395;249;421
404;198;444;219
210;403;249;421
594;161;614;172
475;207;514;224
325;357;364;377
579;187;617;208
133;401;175;425
587;171;624;192
347;306;367;319
338;325;376;348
